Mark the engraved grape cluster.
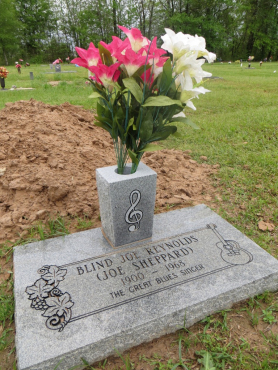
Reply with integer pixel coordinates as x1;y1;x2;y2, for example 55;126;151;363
25;265;74;331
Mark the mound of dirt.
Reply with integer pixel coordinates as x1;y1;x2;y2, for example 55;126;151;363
0;99;219;243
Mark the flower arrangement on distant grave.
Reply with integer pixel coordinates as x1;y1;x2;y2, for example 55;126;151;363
0;66;9;79
25;62;30;67
71;26;216;174
19;59;23;62
66;56;70;64
53;58;63;64
15;63;22;74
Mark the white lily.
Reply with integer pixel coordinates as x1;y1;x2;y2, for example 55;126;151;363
172;111;186;118
180;86;211;110
161;29;191;60
175;59;212;84
161;29;216;64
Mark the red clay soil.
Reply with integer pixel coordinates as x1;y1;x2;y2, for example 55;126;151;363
0;99;221;243
0;100;223;370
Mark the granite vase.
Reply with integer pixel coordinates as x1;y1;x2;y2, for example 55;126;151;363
96;162;157;248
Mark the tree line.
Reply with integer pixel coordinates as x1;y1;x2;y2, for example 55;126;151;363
1;0;278;65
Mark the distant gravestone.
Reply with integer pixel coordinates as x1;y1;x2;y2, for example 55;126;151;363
55;64;61;72
49;64;53;69
29;72;34;80
14;205;278;370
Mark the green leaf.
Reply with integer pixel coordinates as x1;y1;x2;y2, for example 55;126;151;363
139;143;164;152
81;358;90;366
94;120;112;136
128;150;139;166
139;110;153;141
171;116;200;129
172;131;183;138
98;43;113;66
143;96;182;107
170;364;180;370
196;351;216;370
123;78;143;103
158;58;173;93
125;117;134;134
88;92;106;100
132;64;151;80
148;125;177;142
96;102;112;125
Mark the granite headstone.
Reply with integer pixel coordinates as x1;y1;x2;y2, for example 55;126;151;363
55;64;61;72
14;205;278;370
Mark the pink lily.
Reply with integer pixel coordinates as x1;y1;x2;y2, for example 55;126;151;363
71;42;101;68
141;68;155;86
118;25;150;52
115;47;148;77
89;63;121;88
143;37;168;78
100;36;130;62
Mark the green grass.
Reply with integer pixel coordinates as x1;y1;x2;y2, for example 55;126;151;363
0;61;278;370
166;61;278;256
0;63;93;109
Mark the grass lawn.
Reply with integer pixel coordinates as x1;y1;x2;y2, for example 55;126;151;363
0;61;277;369
0;63;92;109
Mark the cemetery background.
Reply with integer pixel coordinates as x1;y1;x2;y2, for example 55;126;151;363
0;62;277;369
1;0;278;65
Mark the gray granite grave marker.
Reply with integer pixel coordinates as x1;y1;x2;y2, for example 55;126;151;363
14;204;278;370
55;64;61;72
96;163;157;247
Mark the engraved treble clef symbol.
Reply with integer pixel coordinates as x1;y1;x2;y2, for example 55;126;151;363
125;190;143;232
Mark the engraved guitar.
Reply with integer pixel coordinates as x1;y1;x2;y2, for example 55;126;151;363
207;224;253;265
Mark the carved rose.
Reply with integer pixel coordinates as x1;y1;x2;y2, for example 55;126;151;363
25;278;53;300
41;265;67;286
43;293;74;318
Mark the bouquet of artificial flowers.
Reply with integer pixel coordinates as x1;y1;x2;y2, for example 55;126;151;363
0;67;9;78
71;26;215;174
53;58;63;65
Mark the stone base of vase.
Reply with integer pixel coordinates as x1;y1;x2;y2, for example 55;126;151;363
96;162;157;248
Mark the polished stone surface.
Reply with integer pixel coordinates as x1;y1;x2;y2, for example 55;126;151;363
14;204;278;370
96;163;157;247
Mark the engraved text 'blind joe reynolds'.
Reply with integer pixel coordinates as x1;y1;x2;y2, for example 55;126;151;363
25;224;253;331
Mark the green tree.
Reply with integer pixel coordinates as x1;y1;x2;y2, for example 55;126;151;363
15;0;55;58
0;0;22;64
242;0;278;59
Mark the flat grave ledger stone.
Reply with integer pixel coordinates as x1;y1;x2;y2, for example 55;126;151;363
14;204;278;370
45;71;77;74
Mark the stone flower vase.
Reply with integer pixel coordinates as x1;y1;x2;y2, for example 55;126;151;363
0;77;5;89
96;162;157;248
